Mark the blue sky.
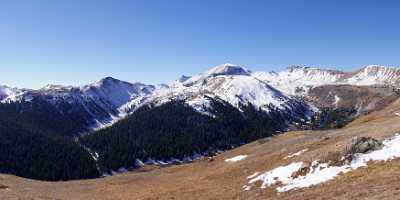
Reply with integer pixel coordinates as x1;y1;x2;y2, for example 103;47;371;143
1;0;399;88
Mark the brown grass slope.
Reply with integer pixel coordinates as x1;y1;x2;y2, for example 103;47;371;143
308;84;400;115
3;99;400;200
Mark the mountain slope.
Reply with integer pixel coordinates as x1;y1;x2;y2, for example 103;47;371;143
253;65;400;96
0;78;155;136
0;115;99;181
0;85;27;103
1;64;399;135
0;64;315;181
80;99;290;173
1;63;400;183
80;77;154;114
78;65;317;174
345;65;400;85
39;77;155;130
308;84;400;115
143;64;313;120
3;98;400;200
253;66;345;95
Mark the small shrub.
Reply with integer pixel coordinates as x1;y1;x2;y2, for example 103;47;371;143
0;184;9;190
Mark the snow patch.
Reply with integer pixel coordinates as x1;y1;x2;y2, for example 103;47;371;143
285;149;308;159
248;162;304;189
334;95;340;106
246;134;400;192
247;172;260;179
134;159;145;167
225;155;248;162
243;185;251;191
277;161;350;192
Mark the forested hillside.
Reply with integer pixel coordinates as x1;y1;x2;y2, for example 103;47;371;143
0;95;310;180
0;117;99;181
80;99;306;172
0;98;92;137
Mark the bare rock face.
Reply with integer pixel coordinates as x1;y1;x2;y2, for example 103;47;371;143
349;137;383;154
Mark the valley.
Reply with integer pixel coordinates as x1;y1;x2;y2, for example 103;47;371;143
2;97;400;200
4;2;399;199
1;63;400;199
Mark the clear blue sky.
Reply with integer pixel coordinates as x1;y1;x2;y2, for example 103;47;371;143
1;0;399;89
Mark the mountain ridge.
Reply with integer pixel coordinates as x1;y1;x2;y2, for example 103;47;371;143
2;64;399;101
1;63;400;182
1;63;399;132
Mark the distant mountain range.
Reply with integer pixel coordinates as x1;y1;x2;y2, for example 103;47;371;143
2;64;400;133
1;63;400;181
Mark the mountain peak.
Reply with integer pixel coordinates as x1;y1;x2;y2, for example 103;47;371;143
206;63;250;76
285;65;310;71
88;77;133;89
97;76;121;84
101;76;119;81
178;75;191;83
41;84;73;91
182;63;250;85
0;85;12;97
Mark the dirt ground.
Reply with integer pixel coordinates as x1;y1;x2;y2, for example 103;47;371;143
3;99;400;200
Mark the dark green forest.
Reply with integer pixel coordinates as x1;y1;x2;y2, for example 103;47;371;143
310;107;357;129
0;117;100;181
80;99;292;172
0;97;92;137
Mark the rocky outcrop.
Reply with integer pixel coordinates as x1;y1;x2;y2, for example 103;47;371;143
348;137;383;154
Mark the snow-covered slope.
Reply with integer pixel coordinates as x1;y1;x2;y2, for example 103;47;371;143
141;63;400;124
253;65;400;96
183;63;251;86
141;64;312;120
253;66;345;96
0;85;27;103
0;78;155;131
81;77;154;114
35;77;155;130
345;65;400;86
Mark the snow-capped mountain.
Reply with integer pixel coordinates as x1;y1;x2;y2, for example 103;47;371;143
182;63;251;85
140;63;400;127
1;63;400;134
344;65;400;86
0;78;155;133
37;77;155;130
253;66;345;95
253;65;400;96
81;77;155;114
140;64;313;123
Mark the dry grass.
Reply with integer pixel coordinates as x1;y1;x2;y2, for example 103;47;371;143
321;151;345;166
